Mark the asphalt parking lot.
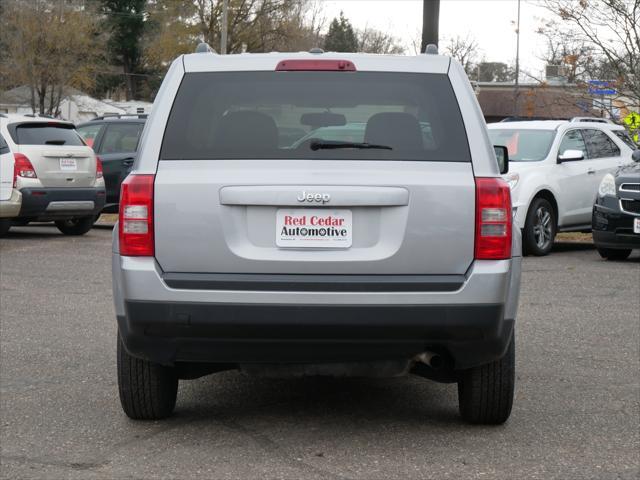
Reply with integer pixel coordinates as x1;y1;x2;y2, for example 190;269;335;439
1;225;638;480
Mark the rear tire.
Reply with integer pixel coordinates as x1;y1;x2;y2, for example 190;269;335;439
0;219;11;237
117;334;178;420
457;332;515;425
597;247;632;261
523;198;556;256
55;216;96;236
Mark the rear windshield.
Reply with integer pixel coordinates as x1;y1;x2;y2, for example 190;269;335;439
488;129;555;162
161;72;471;162
10;122;84;146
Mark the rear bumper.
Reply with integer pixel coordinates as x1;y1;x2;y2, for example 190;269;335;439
117;302;513;370
592;203;640;250
18;187;105;218
0;190;22;218
113;255;521;370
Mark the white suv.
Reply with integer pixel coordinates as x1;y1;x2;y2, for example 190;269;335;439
488;120;634;255
0;114;105;235
0;130;21;236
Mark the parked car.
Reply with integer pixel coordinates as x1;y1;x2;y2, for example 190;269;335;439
113;48;522;424
488;119;635;255
592;149;640;260
77;115;146;213
0;114;105;235
0;129;21;236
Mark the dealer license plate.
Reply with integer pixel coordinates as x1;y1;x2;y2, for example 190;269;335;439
276;209;352;248
634;217;640;234
59;158;77;171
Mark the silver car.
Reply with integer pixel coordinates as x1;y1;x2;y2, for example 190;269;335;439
113;49;522;424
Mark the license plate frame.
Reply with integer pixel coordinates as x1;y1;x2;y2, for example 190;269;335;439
59;158;77;171
276;208;352;248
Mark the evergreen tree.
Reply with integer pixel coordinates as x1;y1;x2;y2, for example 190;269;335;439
100;0;146;100
324;12;358;52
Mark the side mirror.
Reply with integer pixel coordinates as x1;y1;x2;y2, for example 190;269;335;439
494;145;509;174
632;150;640;162
558;149;584;163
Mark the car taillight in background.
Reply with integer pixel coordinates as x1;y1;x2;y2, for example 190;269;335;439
475;177;512;260
13;153;37;187
96;156;103;179
119;174;154;256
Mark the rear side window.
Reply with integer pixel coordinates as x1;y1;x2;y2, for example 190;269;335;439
10;122;84;146
613;130;637;149
161;72;471;162
76;123;103;149
99;123;143;153
582;129;620;159
0;133;9;154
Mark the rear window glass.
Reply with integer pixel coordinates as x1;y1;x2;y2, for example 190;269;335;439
10;122;84;146
488;129;555;162
161;72;471;162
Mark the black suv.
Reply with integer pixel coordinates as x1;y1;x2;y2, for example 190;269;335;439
77;115;146;213
592;149;640;260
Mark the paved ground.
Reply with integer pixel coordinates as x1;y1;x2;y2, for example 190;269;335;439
1;225;638;480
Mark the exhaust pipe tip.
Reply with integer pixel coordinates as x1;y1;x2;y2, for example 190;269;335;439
415;351;444;370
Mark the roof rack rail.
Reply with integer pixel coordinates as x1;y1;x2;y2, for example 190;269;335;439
196;42;216;54
22;113;56;119
91;113;148;121
570;117;612;124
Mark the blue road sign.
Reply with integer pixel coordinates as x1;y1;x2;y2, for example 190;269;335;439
588;80;616;95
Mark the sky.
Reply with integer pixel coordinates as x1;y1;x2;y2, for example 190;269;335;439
320;0;553;79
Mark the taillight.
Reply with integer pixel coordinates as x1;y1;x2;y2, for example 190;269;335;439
119;174;154;256
96;156;103;179
475;177;512;260
13;153;37;187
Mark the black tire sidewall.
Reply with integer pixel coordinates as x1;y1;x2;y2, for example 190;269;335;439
524;198;556;256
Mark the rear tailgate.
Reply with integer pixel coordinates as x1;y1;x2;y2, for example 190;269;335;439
151;68;475;276
154;160;475;275
10;122;96;188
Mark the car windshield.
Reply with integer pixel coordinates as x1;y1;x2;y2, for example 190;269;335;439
160;71;470;162
488;129;555;162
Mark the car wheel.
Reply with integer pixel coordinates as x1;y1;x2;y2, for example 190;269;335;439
457;332;515;425
54;216;97;236
523;198;556;256
596;247;632;261
117;333;178;420
0;219;11;237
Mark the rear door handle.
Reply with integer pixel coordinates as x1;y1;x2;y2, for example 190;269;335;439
587;168;596;175
122;157;135;166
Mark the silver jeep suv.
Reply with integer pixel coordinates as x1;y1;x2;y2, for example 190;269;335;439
113;49;522;424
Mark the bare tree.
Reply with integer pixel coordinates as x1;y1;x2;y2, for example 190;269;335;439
0;0;105;115
443;34;479;74
357;26;405;54
541;0;639;107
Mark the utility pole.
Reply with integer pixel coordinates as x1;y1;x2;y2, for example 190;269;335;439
221;0;228;54
421;0;440;53
514;0;521;115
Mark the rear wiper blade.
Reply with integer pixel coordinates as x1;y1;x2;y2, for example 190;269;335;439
310;140;392;151
45;140;66;145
